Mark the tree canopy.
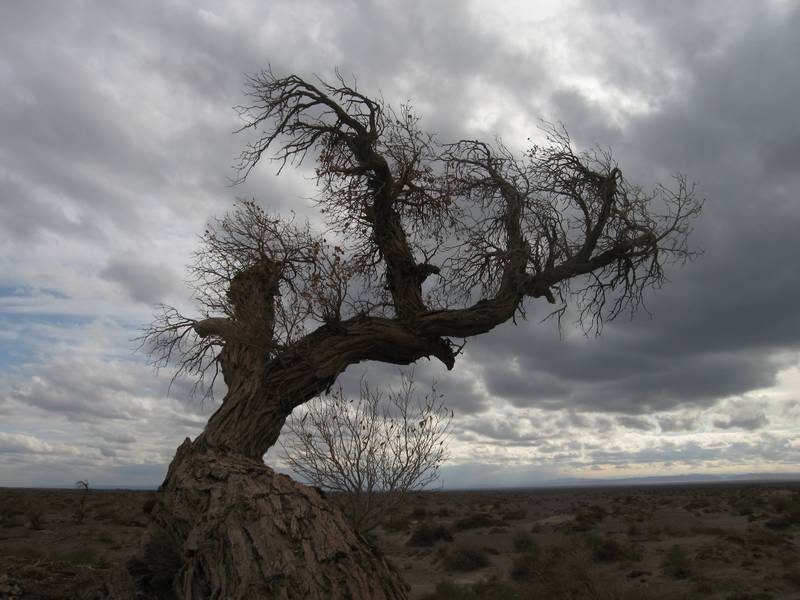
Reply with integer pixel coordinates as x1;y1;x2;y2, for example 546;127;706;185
143;68;700;456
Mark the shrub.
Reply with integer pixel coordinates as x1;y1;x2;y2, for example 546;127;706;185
384;515;411;532
411;506;428;519
28;507;44;530
501;505;526;521
570;504;606;531
452;512;505;531
443;546;490;572
511;530;536;552
662;544;692;579
142;496;157;515
586;534;641;563
784;565;800;587
408;522;453;546
128;528;183;599
510;551;539;581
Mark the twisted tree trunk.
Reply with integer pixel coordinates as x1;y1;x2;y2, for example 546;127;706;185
143;440;407;599
133;260;416;599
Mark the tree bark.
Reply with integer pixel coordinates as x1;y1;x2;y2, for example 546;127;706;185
140;440;407;599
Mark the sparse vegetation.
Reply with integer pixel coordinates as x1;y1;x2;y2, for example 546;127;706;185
2;483;800;598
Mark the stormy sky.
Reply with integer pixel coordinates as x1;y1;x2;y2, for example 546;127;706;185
2;0;799;488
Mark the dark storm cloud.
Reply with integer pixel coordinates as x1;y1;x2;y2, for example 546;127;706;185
452;3;800;418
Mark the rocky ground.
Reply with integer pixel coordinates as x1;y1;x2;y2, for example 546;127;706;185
1;481;799;599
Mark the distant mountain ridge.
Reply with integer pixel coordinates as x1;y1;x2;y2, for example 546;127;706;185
534;472;800;488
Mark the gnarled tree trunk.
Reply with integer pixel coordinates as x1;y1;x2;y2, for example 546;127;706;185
142;440;407;599
134;260;419;599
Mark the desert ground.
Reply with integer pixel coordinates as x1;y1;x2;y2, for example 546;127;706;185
1;481;799;599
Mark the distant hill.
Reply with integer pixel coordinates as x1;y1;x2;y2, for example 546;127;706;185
536;472;800;488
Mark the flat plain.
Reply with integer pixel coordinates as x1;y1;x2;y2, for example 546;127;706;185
1;481;799;599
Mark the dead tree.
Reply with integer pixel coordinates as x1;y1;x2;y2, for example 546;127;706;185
139;69;701;599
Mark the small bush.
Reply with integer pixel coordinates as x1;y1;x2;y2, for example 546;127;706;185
28;507;44;530
443;546;490;572
570;504;606;531
764;515;792;530
452;512;505;531
511;530;536;552
587;534;640;563
384;515;411;532
408;522;453;546
784;565;800;586
411;506;428;519
142;497;157;515
501;505;526;520
662;544;692;579
128;528;183;599
510;551;538;581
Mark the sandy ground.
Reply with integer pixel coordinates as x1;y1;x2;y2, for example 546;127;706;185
1;482;799;599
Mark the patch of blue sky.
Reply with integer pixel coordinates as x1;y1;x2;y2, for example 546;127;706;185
0;285;69;300
0;285;78;317
0;313;136;370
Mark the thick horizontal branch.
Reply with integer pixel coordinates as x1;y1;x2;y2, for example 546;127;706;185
193;317;236;340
